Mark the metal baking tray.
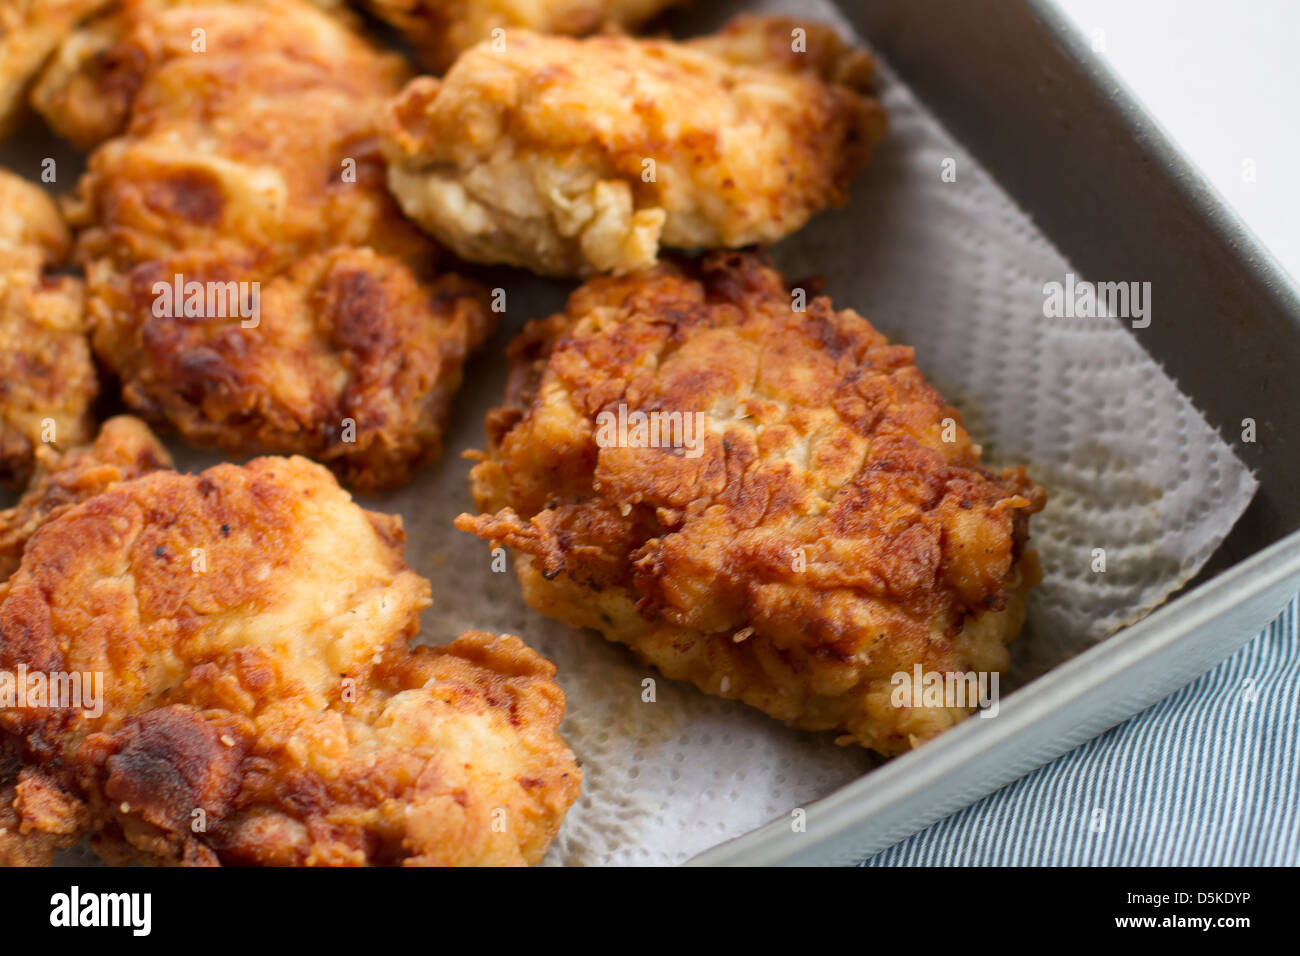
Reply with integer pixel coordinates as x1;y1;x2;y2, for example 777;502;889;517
690;0;1300;865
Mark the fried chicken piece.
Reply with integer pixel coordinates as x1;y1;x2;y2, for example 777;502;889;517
0;455;580;866
91;246;491;490
0;170;97;488
0;415;171;861
456;252;1046;755
31;0;494;491
363;0;684;73
0;415;171;580
0;0;109;138
383;15;887;277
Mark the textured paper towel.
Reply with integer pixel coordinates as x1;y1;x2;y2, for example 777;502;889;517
22;0;1256;866
381;0;1255;864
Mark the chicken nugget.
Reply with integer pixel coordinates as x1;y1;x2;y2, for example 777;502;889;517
363;0;684;73
0;455;580;866
0;169;97;488
383;15;886;277
456;252;1046;755
0;414;171;581
31;0;494;491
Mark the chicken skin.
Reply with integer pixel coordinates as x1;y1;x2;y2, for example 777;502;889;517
383;15;886;277
456;252;1045;755
0;454;580;866
0;170;97;488
31;0;493;491
0;415;172;580
363;0;684;72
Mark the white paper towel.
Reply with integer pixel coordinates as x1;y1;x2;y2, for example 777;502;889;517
30;0;1256;866
369;0;1256;864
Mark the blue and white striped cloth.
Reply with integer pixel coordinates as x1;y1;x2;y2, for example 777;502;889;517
864;596;1300;866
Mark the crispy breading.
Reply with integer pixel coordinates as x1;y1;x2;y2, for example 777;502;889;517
28;0;362;147
0;415;171;863
0;0;108;138
0;455;580;866
31;0;494;491
0;170;97;488
91;246;492;490
0;415;172;580
383;15;887;277
0;165;69;251
363;0;684;72
456;252;1046;754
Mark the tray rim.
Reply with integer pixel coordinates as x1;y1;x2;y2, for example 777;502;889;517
688;529;1300;865
685;0;1300;866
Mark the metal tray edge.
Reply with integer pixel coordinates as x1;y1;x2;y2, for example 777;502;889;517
687;528;1300;865
675;0;1300;869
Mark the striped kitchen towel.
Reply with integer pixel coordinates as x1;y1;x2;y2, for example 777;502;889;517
863;596;1300;866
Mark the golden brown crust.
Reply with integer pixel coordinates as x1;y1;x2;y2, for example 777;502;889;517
0;736;91;866
689;13;876;88
29;0;368;147
0;170;97;488
383;16;887;276
0;0;109;139
0;456;580;866
0;167;73;256
32;0;495;491
457;252;1045;754
363;0;685;73
0;415;172;582
90;246;493;491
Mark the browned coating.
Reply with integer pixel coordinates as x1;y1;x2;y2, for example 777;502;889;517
31;0;495;491
383;15;887;276
0;455;580;866
457;251;1045;754
0;0;109;138
0;415;172;581
0;170;97;488
363;0;686;72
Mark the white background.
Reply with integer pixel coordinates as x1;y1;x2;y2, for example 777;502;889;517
1053;0;1299;282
